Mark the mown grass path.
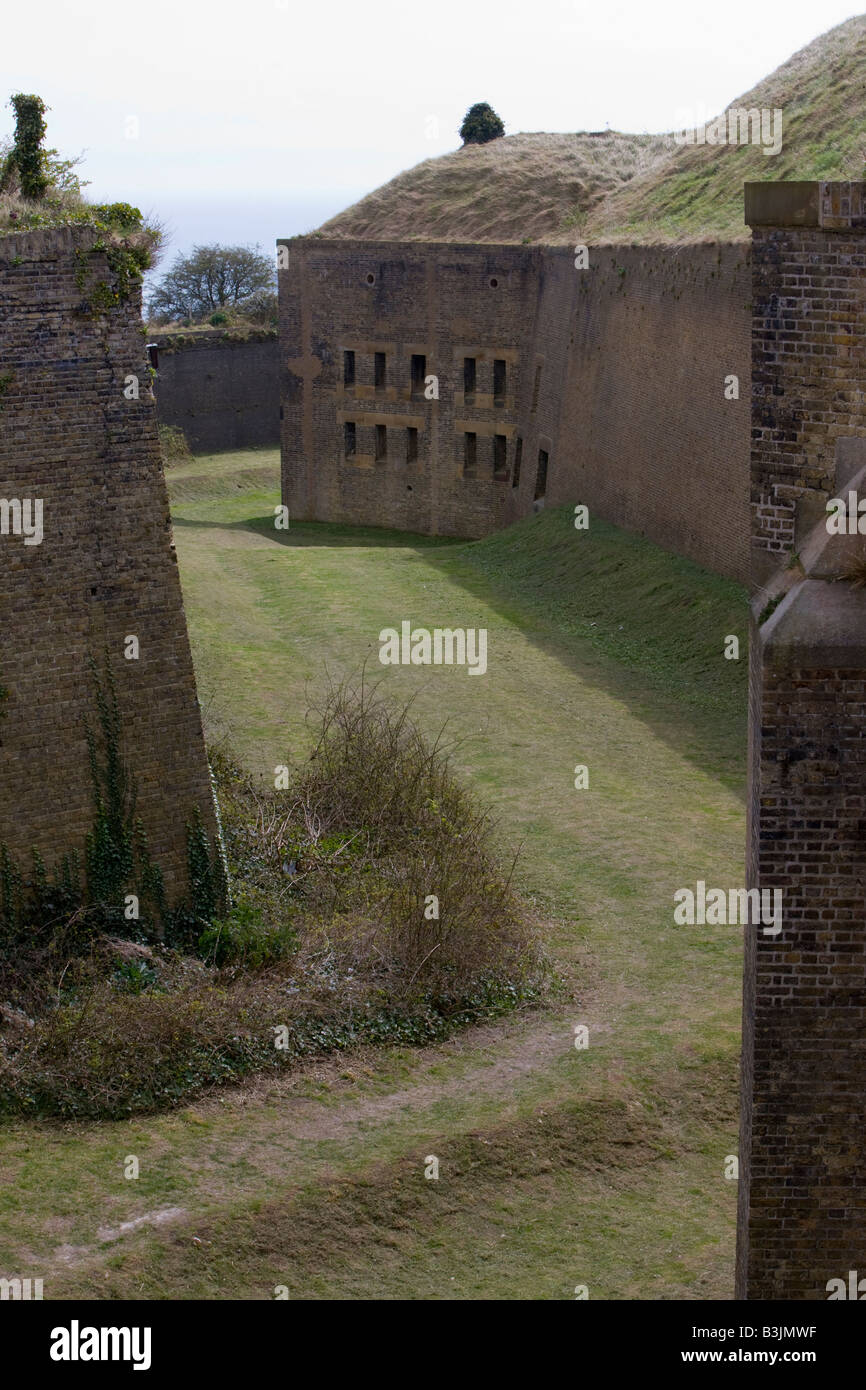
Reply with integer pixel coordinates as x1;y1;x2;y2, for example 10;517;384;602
0;450;748;1299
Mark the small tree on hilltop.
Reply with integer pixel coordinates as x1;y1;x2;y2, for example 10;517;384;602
459;102;505;146
147;244;276;324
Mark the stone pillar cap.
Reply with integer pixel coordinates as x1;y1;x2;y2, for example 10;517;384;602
796;462;866;582
745;180;866;230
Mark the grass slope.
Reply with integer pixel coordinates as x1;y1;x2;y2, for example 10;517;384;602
0;450;748;1299
318;16;866;245
317;131;672;244
583;15;866;243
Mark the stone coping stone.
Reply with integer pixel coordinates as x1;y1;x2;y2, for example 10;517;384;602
745;181;820;228
153;329;277;350
760;577;866;668
797;461;866;580
745;180;866;230
0;223;101;262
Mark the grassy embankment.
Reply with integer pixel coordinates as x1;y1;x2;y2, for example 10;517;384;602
320;16;866;246
0;447;748;1299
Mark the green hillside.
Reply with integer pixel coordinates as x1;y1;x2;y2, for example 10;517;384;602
317;131;674;243
585;14;866;242
320;15;866;245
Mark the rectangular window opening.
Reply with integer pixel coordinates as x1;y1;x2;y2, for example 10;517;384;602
375;423;387;461
464;431;477;477
411;353;426;397
534;449;549;500
463;356;477;399
512;436;523;488
344;421;356;457
406;426;418;463
343;350;355;388
493;358;506;402
374;351;386;389
493;433;507;478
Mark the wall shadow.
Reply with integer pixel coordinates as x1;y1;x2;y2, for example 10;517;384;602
172;505;747;800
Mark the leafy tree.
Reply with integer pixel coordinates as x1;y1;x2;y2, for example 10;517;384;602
147;244;276;324
459;102;505;146
45;147;89;196
235;287;278;328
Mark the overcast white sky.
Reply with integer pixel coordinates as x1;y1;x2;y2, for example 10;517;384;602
0;1;861;264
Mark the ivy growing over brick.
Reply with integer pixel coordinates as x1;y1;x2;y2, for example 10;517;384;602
1;94;49;200
0;655;226;948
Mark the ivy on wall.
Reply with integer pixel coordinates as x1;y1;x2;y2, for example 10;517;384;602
0;655;227;943
72;204;157;314
0;94;49;201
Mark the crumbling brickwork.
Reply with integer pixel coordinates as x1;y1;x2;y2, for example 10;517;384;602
278;237;750;580
738;183;866;1300
0;225;216;902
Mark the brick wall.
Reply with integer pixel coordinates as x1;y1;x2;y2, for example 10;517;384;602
553;244;751;582
738;183;866;1300
280;239;537;538
0;225;217;902
739;618;866;1299
750;184;866;586
279;237;750;580
153;330;279;452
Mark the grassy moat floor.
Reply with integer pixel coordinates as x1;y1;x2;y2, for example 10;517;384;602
0;447;749;1299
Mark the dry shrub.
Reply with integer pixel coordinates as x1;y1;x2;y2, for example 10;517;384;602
0;955;537;1120
1;967;288;1118
157;423;191;466
238;674;537;994
841;552;866;588
0;679;543;1118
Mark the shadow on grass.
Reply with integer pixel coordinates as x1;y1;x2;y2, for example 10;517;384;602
174;500;747;799
171;511;466;551
426;513;749;799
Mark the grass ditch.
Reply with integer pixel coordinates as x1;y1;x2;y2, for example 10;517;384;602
46;1058;737;1300
0;452;746;1299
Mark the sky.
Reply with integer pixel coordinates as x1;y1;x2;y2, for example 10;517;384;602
0;0;862;273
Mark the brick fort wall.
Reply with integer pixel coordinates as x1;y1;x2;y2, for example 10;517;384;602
0;225;217;903
738;182;866;1300
279;237;750;580
153;329;279;454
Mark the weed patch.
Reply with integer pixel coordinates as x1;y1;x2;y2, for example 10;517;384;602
0;679;542;1119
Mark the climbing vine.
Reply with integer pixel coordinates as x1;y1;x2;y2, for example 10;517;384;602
0;94;49;200
187;806;229;924
0;655;226;944
71;204;156;314
82;654;139;910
